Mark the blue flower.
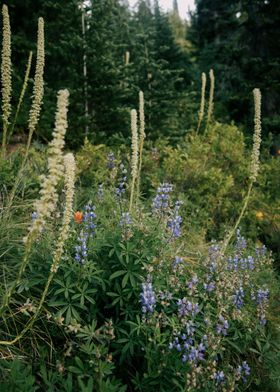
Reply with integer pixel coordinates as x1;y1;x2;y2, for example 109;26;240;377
120;212;132;227
177;298;199;318
107;152;116;170
216;315;229;335
152;183;173;214
115;163;127;198
232;286;245;309
214;370;225;384
140;281;156;314
236;361;250;383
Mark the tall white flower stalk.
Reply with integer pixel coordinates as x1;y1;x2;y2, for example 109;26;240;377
206;69;215;129
129;109;138;212
221;89;262;254
25;17;45;160
0;89;70;315
9;51;33;141
136;91;145;200
0;153;76;346
1;4;12;158
31;89;69;236
196;72;206;133
250;88;262;182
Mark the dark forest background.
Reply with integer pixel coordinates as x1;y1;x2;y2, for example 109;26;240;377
2;0;280;147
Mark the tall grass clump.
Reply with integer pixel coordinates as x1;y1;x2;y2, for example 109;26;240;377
1;4;11;158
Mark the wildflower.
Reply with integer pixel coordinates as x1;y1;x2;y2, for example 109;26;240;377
206;69;215;127
236;361;250;383
140;281;156;314
177;298;199;318
120;212;132;227
116;163;127;198
167;201;183;238
31;211;38;221
107;152;116;170
129;109;138;211
236;229;247;251
256;211;264;220
232;286;245;309
1;5;12;156
83;203;96;236
173;256;183;269
152;183;173;214
204;280;216;292
255;288;269;325
75;230;88;265
250;88;262;182
197;72;206;132
74;211;83;224
27;17;45;153
216;315;229;335
74;203;96;265
214;371;225;384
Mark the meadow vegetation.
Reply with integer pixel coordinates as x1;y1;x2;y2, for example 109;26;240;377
0;3;280;392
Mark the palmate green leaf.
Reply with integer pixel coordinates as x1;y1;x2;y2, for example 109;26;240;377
109;270;127;280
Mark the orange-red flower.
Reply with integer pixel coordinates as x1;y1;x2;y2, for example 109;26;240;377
74;211;83;224
256;211;264;220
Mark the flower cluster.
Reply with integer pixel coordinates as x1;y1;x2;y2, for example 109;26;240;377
74;202;96;265
120;212;132;227
116;163;127;198
214;370;225;384
252;288;269;325
232;286;245;309
227;255;254;271
177;298;199;318
169;331;207;364
216;315;229;335
236;361;250;383
140;281;156;314
167;200;183;238
107;152;116;170
152;183;173;214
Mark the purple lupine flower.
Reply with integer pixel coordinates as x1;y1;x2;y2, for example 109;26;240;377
75;230;88;265
74;203;97;265
255;288;269;325
167;200;183;238
120;212;132;227
31;211;38;221
115;163;127;198
256;288;269;305
152;183;173;214
140;282;156;314
236;229;247;251
173;256;183;269
107;152;116;170
236;361;250;383
232;286;245;309
216;315;229;335
187;275;199;290
204;281;216;292
83;203;96;237
177;298;199;318
214;371;225;384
